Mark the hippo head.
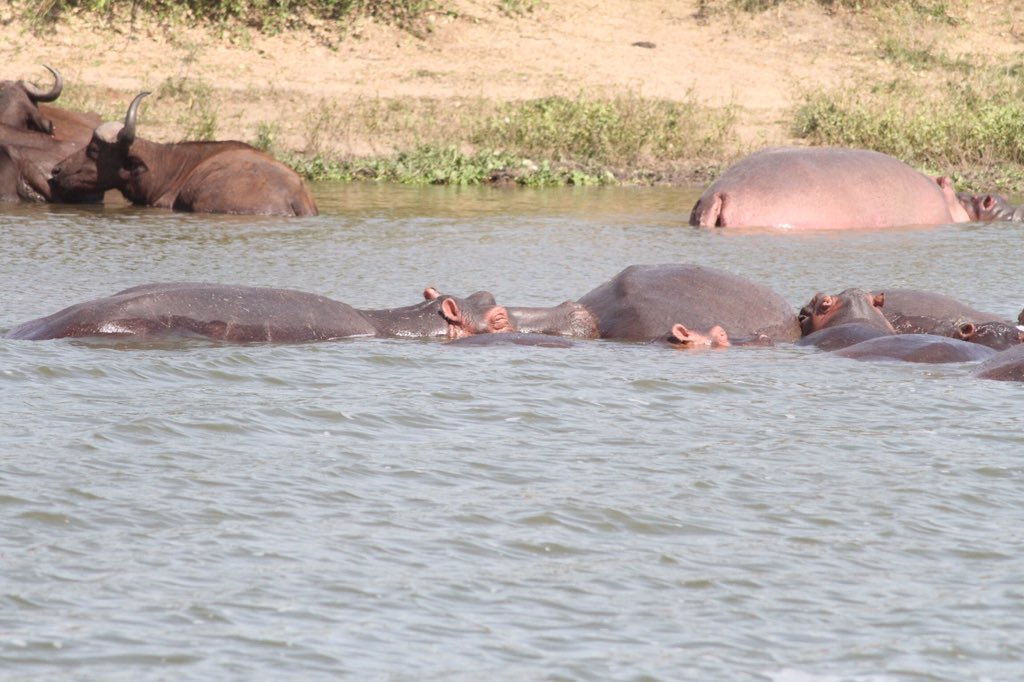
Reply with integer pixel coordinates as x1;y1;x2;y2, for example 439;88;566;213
439;292;515;339
799;289;891;335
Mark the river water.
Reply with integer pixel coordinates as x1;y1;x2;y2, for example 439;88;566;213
1;184;1022;681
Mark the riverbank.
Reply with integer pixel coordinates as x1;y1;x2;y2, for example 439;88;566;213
4;0;1023;188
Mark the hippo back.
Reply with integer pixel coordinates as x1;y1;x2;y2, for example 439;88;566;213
835;334;996;363
875;288;1007;331
577;263;800;342
973;345;1024;381
5;282;377;342
690;147;961;229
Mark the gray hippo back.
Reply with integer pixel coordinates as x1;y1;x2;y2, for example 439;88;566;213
576;263;800;342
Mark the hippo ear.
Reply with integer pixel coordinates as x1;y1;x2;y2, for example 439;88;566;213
817;294;834;313
670;323;692;344
873;293;885;309
423;287;441;300
981;195;997;211
955;321;977;340
440;297;462;325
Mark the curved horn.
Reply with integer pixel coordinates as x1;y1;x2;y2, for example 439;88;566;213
118;92;150;145
25;64;63;102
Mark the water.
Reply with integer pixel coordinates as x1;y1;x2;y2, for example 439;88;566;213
1;185;1022;681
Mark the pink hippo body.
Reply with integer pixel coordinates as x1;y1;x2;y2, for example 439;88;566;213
690;147;970;230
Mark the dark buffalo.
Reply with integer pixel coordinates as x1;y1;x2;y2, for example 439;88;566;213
0;127;95;203
0;143;54;202
5;283;515;343
575;263;801;342
50;93;318;216
37;103;103;145
797;288;895;350
0;65;62;134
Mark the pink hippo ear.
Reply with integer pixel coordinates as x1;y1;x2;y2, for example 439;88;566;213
816;294;834;313
441;297;462;324
486;306;514;334
872;292;885;309
670;323;695;345
423;287;441;300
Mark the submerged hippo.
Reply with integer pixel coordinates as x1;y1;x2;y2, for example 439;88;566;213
956;192;1024;222
690;147;969;230
871;288;1022;350
835;334;996;364
445;332;579;348
505;301;600;338
797;288;895;350
5;283;514;343
973;346;1024;381
575;263;800;343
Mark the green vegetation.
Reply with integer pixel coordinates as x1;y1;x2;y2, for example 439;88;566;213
156;77;218;141
20;0;441;34
793;52;1024;192
270;93;735;185
698;0;955;22
14;0;1024;191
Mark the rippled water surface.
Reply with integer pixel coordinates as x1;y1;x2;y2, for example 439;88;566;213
2;184;1023;681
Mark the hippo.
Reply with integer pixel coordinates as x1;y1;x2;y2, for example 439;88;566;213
505;301;600;338
445;332;579;348
973;346;1024;382
5;283;514;343
689;147;969;230
360;286;512;339
575;263;801;343
870;288;1022;350
794;284;892;346
834;334;996;363
956;192;1024;222
797;288;895;350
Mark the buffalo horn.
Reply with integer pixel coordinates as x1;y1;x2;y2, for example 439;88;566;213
25;64;63;102
118;92;150;146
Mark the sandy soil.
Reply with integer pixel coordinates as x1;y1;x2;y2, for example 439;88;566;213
2;0;1022;161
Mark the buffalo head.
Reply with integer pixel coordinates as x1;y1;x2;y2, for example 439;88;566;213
0;65;62;134
50;91;148;201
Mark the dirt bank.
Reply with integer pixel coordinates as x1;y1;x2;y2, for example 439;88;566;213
3;1;1022;169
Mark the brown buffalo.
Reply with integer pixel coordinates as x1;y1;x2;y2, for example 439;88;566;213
0;65;62;134
0;126;96;203
51;92;318;216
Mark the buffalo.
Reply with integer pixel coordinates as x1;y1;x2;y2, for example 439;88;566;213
1;65;105;203
0;65;62;134
51;92;318;216
0;123;97;203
